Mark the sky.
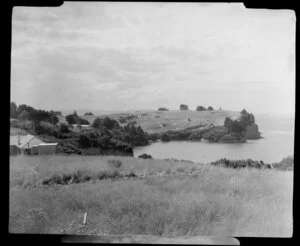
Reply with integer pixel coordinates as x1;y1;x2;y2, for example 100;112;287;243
11;2;295;116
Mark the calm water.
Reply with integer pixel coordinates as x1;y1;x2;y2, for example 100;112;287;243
134;114;295;163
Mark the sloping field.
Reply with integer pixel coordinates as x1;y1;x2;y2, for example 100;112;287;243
9;155;293;237
80;110;240;134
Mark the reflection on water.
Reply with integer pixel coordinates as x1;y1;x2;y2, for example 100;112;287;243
134;115;294;163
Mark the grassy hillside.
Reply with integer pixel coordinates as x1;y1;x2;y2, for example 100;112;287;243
9;155;293;237
80;110;240;134
10;127;29;136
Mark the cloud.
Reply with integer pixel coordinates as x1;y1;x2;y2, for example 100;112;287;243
11;2;295;115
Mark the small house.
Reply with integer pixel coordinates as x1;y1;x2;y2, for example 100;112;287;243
71;124;91;132
10;134;57;155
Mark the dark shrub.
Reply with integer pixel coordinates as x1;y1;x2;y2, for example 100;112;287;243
149;133;160;141
158;107;169;111
59;123;70;133
179;104;189;111
161;133;171;142
107;159;123;168
196;106;206;111
138;153;153;159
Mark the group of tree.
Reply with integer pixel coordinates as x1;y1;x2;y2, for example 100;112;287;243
158;107;169;111
92;117;120;130
195;106;214;111
65;111;90;125
84;112;94;116
179;104;189;111
224;109;256;135
10;102;60;126
91;116;149;147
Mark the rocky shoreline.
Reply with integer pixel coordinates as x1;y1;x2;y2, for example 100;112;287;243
148;122;261;144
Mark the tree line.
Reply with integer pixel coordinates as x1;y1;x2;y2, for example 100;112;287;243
157;105;215;111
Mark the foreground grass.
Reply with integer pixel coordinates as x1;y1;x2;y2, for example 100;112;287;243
9;155;293;237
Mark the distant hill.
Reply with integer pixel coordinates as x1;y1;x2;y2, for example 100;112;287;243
75;109;240;134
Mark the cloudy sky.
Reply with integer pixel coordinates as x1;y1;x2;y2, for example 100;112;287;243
11;2;295;116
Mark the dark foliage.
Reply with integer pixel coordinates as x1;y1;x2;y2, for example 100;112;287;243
107;159;123;168
196;106;206;111
92;117;120;130
158;107;169;111
207;106;214;111
66;113;90;125
10;102;17;118
210;158;272;169
179;104;189;111
138;153;153;159
161;133;171;142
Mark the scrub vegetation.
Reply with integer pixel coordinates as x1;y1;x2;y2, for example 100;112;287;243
9;155;293;237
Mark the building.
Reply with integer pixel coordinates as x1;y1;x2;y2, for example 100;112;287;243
9;134;57;155
38;143;58;155
71;124;91;132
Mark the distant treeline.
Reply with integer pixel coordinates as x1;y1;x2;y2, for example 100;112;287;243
10;102;149;155
157;105;216;111
10;102;61;125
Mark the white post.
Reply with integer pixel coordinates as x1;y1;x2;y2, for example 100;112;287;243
83;212;87;225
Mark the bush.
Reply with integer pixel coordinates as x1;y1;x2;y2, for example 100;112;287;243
35;121;58;136
210;158;272;169
272;156;293;170
207;106;214;111
149;133;160;141
161;133;171;142
196;106;206;111
66;113;90;125
138;153;153;159
59;123;70;133
107;160;123;168
93;117;120;130
158;107;169;111
179;104;189;111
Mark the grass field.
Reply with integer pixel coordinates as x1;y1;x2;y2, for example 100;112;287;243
78;110;240;134
9;155;293;237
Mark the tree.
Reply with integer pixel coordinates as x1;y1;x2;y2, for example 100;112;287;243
207;106;214;111
10;102;17;118
66;113;89;125
241;109;248;115
103;117;120;130
196;106;206;111
50;114;59;125
180;104;189;111
161;133;171;142
84;112;94;116
231;120;245;134
66;114;76;125
239;109;255;128
224;117;234;132
92;117;104;129
18;110;29;121
79;118;90;125
158;107;169;111
16;104;35;116
59;123;70;133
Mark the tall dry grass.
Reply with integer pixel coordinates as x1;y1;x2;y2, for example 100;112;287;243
9;155;293;237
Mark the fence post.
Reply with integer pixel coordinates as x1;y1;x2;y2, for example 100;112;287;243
83;212;87;225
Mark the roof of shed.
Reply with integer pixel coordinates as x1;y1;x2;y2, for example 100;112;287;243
10;134;44;149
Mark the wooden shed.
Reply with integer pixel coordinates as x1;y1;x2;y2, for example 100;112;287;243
38;143;58;155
